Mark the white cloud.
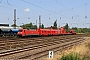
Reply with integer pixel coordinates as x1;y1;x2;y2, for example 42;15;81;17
24;8;30;12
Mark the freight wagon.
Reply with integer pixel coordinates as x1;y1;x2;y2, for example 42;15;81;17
0;26;21;36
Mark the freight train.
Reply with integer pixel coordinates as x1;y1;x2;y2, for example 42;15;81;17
0;26;21;36
17;27;76;37
0;26;76;37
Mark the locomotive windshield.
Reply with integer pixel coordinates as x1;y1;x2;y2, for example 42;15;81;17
18;30;22;32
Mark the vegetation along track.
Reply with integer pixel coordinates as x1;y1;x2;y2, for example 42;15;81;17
0;34;88;59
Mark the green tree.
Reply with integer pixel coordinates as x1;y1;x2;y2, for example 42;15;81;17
20;22;38;29
11;24;17;27
72;27;78;33
53;20;57;29
41;24;44;29
33;25;37;29
64;23;69;32
71;27;90;34
26;22;33;28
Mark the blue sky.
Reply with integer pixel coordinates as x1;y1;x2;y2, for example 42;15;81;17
0;0;90;28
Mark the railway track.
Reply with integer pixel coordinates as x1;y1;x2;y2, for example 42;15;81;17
0;35;88;59
18;38;84;60
0;34;84;50
0;35;81;51
0;35;88;51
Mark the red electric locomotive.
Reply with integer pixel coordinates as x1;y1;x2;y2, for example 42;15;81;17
18;29;39;37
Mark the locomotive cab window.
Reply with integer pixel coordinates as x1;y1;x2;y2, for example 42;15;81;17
19;30;22;32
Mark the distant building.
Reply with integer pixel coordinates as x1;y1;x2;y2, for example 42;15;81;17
0;24;9;27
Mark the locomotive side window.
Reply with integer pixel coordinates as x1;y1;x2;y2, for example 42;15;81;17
42;31;44;33
52;31;53;33
44;31;46;33
24;30;25;32
54;31;55;33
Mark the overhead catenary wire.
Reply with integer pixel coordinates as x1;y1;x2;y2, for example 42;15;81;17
54;0;73;12
21;0;50;12
54;0;90;19
34;0;87;22
34;0;62;12
54;0;90;21
1;0;89;21
85;3;87;19
7;1;90;25
72;8;73;19
1;0;90;20
0;0;2;3
0;0;90;27
0;0;10;4
0;1;55;21
55;0;90;13
0;5;38;20
21;0;80;21
55;0;75;21
7;0;10;5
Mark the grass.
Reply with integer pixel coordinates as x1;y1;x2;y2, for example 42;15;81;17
60;52;89;60
82;55;89;60
86;42;90;50
59;38;90;60
60;52;81;60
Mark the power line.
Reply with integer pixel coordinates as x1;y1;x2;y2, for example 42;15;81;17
54;0;90;20
85;3;87;19
0;0;2;3
55;0;90;12
7;0;10;5
0;1;52;20
21;0;80;21
21;0;60;14
55;0;71;11
55;0;75;19
1;0;89;21
0;0;90;26
34;0;61;11
1;0;90;19
0;0;10;4
0;5;38;20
